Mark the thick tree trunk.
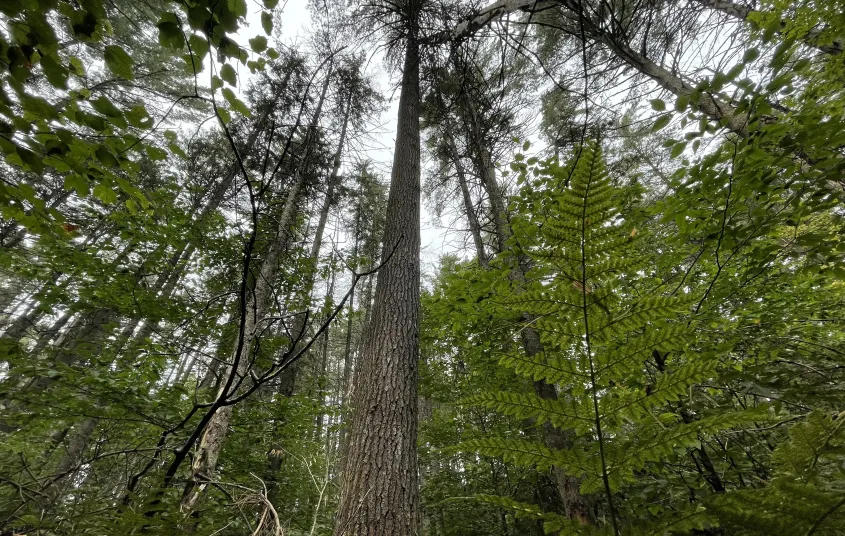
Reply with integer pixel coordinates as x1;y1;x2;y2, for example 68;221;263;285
333;34;421;536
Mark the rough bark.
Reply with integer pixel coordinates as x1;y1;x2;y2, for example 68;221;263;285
333;35;421;536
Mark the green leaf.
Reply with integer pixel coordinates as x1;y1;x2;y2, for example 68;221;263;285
222;88;251;117
17;147;44;173
95;145;118;167
220;63;237;86
188;34;210;62
93;183;118;204
168;143;186;158
21;95;57;120
91;96;122;118
249;35;267;53
743;47;760;63
228;0;247;17
146;146;167;160
263;0;279;7
650;98;666;112
670;142;686;159
64;174;89;196
267;47;279;60
261;11;273;35
217;107;231;124
40;54;69;89
157;13;184;49
69;56;85;76
126;105;152;129
652;115;671;132
103;45;134;80
186;5;210;30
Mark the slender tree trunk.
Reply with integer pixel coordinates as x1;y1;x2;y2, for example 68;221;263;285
313;261;336;442
39;417;98;506
269;87;351;400
442;116;488;267
462;98;593;522
338;204;361;452
463;102;510;253
333;33;422;536
179;65;334;516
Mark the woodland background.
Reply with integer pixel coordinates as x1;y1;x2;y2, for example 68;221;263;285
0;0;843;534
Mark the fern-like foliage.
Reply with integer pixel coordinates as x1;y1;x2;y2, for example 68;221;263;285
461;142;750;534
709;410;845;535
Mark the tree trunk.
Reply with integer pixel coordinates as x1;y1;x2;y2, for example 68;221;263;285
338;203;361;452
333;34;421;536
179;64;334;516
462;98;593;522
442;115;488;267
40;417;98;505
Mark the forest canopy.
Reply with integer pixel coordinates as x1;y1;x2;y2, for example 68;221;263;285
0;0;843;534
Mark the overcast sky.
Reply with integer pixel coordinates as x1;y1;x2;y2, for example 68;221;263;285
233;0;463;279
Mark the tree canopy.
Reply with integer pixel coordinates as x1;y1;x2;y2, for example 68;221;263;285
0;0;843;534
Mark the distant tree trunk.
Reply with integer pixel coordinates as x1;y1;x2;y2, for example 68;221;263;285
463;99;594;523
179;64;334;516
338;206;361;453
39;417;98;505
333;30;421;536
313;260;336;443
442;115;488;267
462;102;510;253
270;86;351;402
118;90;286;355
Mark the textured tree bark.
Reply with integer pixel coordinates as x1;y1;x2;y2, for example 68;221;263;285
333;34;421;536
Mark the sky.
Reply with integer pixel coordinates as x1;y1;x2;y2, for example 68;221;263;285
234;0;461;279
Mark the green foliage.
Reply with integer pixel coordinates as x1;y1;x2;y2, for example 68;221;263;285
457;143;735;531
